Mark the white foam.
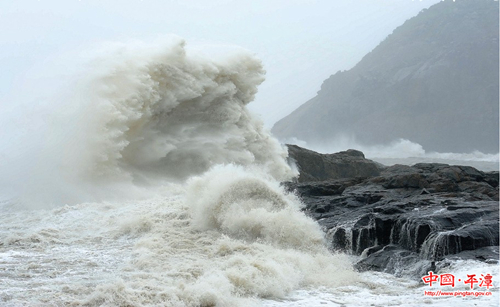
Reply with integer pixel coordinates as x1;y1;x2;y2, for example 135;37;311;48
0;172;358;306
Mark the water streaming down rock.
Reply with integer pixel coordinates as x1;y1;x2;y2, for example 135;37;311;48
419;221;499;261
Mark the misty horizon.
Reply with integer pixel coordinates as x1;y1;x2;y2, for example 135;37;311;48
1;0;442;127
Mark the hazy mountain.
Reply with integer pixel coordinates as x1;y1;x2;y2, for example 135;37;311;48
272;0;499;154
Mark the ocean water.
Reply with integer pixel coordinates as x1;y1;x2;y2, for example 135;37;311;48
0;37;498;306
2;185;498;307
1;190;498;306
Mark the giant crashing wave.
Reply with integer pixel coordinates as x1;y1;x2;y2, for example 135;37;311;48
0;37;359;306
0;37;296;205
77;37;294;183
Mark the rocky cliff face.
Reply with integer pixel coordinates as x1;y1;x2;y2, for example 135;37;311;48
272;0;499;153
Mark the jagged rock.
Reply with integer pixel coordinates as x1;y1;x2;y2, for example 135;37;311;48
285;147;499;277
286;144;383;182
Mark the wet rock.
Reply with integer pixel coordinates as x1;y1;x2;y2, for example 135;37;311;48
285;147;499;277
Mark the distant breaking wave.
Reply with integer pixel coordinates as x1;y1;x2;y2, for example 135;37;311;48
284;136;499;171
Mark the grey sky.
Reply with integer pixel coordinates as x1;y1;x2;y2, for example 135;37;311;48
0;0;440;127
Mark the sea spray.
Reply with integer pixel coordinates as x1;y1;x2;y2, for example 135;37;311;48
0;37;358;306
78;38;294;182
0;36;295;206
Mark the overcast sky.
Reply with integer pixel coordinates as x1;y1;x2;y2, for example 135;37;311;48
0;0;441;127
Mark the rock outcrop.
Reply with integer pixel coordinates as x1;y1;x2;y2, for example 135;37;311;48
273;0;499;153
285;146;499;277
287;144;383;182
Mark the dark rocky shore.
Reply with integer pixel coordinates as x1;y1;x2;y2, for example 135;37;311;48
285;145;499;277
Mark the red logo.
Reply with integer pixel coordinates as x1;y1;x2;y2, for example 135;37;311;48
422;271;439;287
439;273;455;287
480;274;493;290
422;272;493;290
464;274;479;289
